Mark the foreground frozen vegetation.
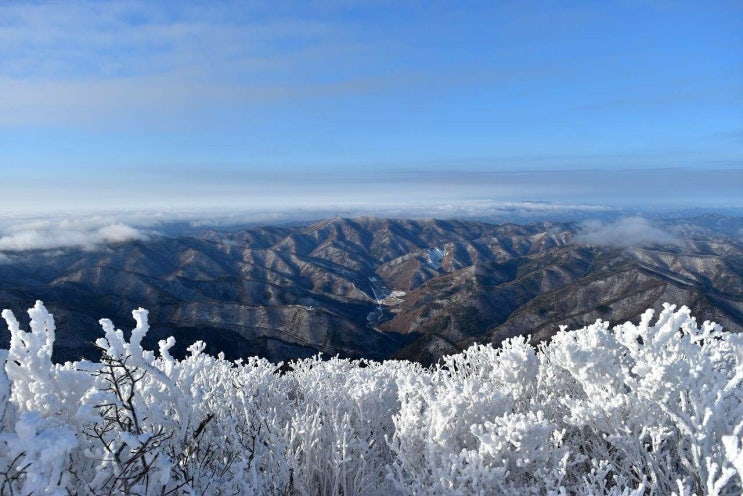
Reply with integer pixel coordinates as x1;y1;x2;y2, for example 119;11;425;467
0;303;741;495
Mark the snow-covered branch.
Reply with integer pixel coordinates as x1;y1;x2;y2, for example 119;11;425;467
0;301;741;495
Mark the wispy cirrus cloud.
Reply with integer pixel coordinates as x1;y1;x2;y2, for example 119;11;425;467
0;0;549;130
0;1;333;79
0;1;369;128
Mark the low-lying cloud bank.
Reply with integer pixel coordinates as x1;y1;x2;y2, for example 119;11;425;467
0;203;712;256
575;217;681;248
0;216;148;253
184;201;617;226
0;201;616;255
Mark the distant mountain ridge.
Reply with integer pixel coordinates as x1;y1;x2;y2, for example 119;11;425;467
0;216;741;364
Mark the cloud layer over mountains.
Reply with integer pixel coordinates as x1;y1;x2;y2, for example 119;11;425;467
0;216;148;252
0;202;620;254
0;204;718;255
575;217;681;248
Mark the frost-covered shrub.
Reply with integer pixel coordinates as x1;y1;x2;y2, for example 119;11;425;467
284;356;402;495
387;336;564;495
0;301;741;495
0;350;10;430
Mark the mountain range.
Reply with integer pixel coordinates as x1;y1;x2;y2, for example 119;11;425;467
0;215;741;365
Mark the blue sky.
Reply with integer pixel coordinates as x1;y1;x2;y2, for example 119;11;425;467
0;0;741;212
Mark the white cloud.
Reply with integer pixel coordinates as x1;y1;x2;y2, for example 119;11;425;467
2;205;729;258
96;223;147;243
0;216;148;252
0;201;615;254
0;201;669;256
574;217;681;248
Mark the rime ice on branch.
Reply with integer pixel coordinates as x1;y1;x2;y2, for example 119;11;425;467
0;301;742;495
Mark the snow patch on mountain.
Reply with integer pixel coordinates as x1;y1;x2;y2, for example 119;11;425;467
427;247;445;269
